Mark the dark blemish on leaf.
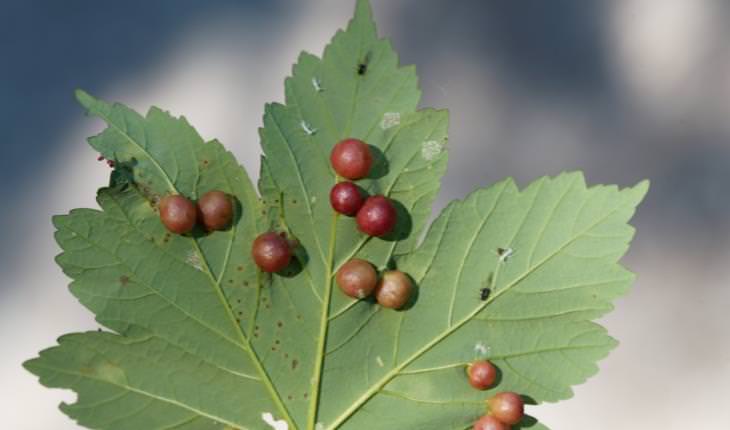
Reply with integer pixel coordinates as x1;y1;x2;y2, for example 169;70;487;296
297;314;303;321
303;393;308;399
243;281;249;287
97;328;102;332
357;51;371;75
236;318;241;323
275;340;280;345
265;304;271;309
255;325;260;331
292;199;297;204
479;288;490;301
237;266;243;272
272;346;277;351
237;298;242;303
277;321;283;328
284;353;289;358
288;395;293;400
228;279;233;284
292;359;299;370
119;276;130;286
202;160;209;166
497;247;514;262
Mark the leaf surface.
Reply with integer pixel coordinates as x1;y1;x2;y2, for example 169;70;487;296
25;1;647;429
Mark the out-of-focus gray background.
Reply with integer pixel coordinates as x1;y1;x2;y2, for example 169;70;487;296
2;1;729;428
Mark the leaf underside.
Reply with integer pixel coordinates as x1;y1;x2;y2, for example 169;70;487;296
24;1;647;429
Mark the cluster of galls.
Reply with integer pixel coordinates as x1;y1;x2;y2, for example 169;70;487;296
335;259;412;309
329;138;397;236
467;360;525;430
156;147;519;424
159;190;234;234
246;138;410;308
329;138;411;308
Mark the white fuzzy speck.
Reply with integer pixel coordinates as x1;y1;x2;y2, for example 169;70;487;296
474;341;491;357
262;412;288;430
315;423;325;430
376;356;384;367
498;247;515;262
380;112;400;129
311;196;317;204
300;120;317;136
312;77;323;92
186;250;203;271
421;140;444;161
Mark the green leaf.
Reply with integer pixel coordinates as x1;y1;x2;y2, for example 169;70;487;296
321;172;647;429
25;1;647;429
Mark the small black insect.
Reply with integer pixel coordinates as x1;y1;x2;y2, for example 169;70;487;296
357;52;371;75
479;287;491;301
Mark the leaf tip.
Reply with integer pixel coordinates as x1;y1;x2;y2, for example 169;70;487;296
350;0;376;34
354;0;373;21
21;357;38;374
625;179;650;207
74;88;96;110
633;179;650;197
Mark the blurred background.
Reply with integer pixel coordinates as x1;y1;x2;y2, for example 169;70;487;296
2;0;729;428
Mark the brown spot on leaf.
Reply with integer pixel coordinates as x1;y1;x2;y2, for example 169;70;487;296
292;359;298;370
119;276;130;286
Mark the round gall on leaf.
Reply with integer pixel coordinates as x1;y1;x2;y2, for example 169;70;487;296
159;195;197;234
330;138;373;179
375;270;412;309
198;190;233;231
473;415;508;430
336;259;377;299
252;232;292;273
330;182;365;216
467;360;498;390
356;195;396;237
487;392;524;425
